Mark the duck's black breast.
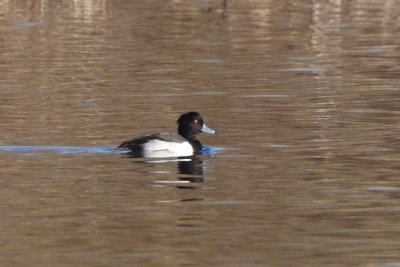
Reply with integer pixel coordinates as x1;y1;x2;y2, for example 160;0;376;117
118;133;187;149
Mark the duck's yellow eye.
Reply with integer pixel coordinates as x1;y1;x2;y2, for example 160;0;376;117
194;119;198;123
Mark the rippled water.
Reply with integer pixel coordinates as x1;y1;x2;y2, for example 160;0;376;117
1;0;400;266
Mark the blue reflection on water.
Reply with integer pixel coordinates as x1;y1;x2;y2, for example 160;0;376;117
14;22;40;28
202;145;224;156
0;146;118;154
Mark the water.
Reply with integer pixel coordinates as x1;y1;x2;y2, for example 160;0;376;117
1;0;400;266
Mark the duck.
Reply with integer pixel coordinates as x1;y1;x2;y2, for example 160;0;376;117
118;111;216;158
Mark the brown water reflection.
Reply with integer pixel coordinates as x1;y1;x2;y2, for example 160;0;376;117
1;0;400;266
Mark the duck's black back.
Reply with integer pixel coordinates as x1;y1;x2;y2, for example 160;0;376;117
118;133;186;149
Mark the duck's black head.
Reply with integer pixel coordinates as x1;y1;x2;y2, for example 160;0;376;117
177;112;216;150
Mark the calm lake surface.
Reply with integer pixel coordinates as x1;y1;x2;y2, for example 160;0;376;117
1;0;400;266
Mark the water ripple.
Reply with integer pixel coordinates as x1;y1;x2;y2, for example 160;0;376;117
14;22;39;28
276;67;327;73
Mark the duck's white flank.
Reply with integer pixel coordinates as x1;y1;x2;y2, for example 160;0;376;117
142;139;194;158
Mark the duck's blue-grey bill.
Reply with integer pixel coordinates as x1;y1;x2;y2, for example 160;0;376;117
201;124;216;135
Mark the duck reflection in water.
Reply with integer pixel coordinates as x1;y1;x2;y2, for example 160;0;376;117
177;156;205;189
124;155;207;190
